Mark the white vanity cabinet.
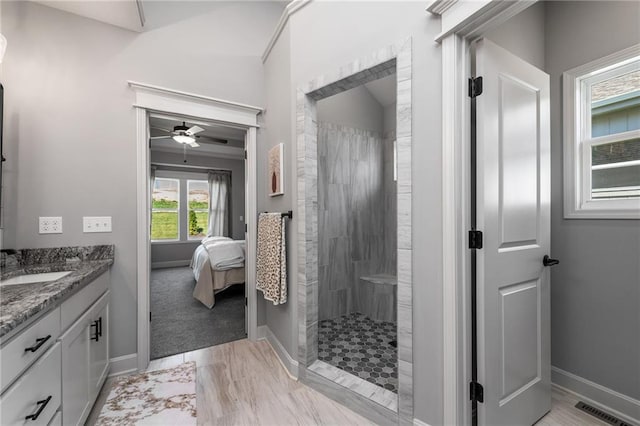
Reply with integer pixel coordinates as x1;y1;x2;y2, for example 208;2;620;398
0;270;110;426
89;294;109;401
59;271;110;426
0;343;62;426
60;290;109;426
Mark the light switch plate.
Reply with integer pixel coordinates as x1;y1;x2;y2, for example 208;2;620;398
39;217;63;234
83;216;112;233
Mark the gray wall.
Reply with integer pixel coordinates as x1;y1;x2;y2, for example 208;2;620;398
150;150;246;267
1;1;283;359
384;103;397;136
545;1;640;400
262;3;443;423
484;2;546;70
259;22;293;345
316;85;384;133
151;241;200;265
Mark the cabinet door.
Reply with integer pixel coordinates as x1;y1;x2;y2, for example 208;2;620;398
89;293;110;401
60;311;91;426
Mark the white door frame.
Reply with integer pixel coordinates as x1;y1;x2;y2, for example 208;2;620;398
129;81;263;372
427;1;540;424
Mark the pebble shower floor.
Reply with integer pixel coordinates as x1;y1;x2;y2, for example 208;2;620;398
318;312;397;393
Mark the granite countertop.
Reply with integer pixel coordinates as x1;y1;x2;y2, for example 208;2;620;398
0;245;114;340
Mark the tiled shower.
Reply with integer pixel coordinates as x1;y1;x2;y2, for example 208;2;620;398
316;85;398;393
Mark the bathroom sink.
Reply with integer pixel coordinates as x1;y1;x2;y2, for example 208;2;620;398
0;271;73;287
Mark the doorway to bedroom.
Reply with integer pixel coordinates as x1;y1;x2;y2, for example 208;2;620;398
148;113;248;360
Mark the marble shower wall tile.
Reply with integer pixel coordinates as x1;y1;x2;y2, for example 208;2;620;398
383;131;398;275
357;275;397;322
317;121;394;320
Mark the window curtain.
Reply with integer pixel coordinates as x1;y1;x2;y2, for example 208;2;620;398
150;166;157;194
208;171;231;237
150;166;157;233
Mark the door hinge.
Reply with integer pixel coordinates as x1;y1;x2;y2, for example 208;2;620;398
244;150;247;159
470;381;484;403
245;224;248;233
245;297;248;306
469;76;483;98
149;312;152;322
469;230;483;249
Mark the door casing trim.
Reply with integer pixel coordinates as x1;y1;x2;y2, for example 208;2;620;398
296;38;413;424
130;81;262;372
428;1;541;425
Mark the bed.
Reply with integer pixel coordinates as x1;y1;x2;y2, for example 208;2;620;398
191;237;246;308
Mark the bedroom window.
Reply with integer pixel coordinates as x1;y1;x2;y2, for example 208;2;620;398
151;178;180;241
563;44;640;218
188;179;209;240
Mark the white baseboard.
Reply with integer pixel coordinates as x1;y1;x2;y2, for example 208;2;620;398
413;418;431;426
257;325;299;379
151;260;191;269
552;366;640;425
109;353;138;377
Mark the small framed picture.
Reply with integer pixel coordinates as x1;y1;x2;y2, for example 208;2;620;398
268;143;284;196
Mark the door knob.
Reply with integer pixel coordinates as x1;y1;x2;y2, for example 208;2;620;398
543;255;559;267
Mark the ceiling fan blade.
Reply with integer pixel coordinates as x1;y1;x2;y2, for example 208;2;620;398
150;126;173;133
188;141;200;148
149;136;172;140
186;125;204;135
195;135;228;144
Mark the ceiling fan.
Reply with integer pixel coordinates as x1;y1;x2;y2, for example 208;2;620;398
149;122;229;147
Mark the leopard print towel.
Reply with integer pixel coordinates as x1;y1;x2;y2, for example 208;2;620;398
256;213;287;305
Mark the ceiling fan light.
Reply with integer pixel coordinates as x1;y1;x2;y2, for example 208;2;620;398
173;135;194;144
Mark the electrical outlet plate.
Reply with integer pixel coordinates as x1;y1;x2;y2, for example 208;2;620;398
39;217;63;234
83;216;112;233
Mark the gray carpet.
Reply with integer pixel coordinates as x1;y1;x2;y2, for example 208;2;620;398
150;267;246;360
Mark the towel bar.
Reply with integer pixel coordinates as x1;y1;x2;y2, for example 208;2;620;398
262;210;293;219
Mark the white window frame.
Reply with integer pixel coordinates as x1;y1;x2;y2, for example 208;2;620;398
151;177;181;242
563;44;640;219
186;179;209;240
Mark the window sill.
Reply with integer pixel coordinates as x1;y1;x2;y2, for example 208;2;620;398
151;240;202;245
564;203;640;220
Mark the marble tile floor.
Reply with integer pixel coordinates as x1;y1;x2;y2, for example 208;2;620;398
86;338;613;426
87;339;372;426
318;312;398;393
96;361;197;425
536;386;611;426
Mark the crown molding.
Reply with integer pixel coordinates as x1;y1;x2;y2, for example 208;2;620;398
151;145;244;161
128;81;263;127
426;0;458;15
261;0;312;64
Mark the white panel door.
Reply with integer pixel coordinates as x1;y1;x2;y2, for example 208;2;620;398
475;38;551;426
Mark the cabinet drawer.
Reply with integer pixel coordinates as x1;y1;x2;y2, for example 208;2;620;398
47;411;61;426
49;411;62;426
0;307;61;393
61;271;108;331
0;342;61;426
